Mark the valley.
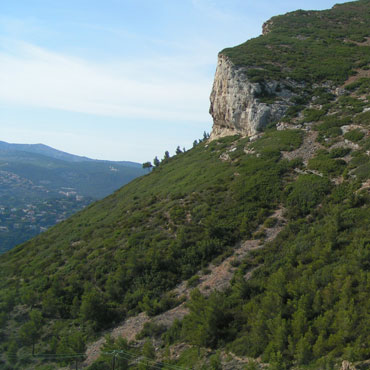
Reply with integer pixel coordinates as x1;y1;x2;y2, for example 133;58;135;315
0;141;146;253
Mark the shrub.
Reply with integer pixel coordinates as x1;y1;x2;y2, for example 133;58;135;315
264;217;278;228
355;163;370;180
283;105;305;120
344;129;365;142
315;115;351;133
345;77;370;94
329;147;351;158
354;110;370;126
349;154;368;168
312;88;335;104
252;129;303;158
302;108;326;123
136;322;167;340
336;96;365;114
285;175;331;216
187;275;201;288
308;150;347;177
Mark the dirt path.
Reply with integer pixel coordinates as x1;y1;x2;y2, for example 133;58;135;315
343;68;370;87
282;130;321;165
83;208;286;367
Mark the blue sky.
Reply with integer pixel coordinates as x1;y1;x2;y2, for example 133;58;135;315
0;0;351;162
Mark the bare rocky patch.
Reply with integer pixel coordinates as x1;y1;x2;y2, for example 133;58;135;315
282;130;322;165
343;68;370;87
83;208;286;367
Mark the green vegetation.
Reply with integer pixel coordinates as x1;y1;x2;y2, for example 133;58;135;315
314;114;351;142
308;150;347;177
345;77;370;94
0;128;303;369
284;174;331;217
1;114;368;368
355;162;370;180
0;148;145;200
222;1;370;84
187;275;201;288
0;197;94;254
355;110;370;126
166;184;370;369
344;129;365;142
0;144;146;253
0;1;370;369
251;129;303;157
329;147;351;158
302;108;327;123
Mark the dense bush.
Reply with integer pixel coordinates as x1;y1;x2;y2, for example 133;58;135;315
345;77;370;94
329;147;351;158
302;108;327;123
354;110;370;126
172;186;370;369
344;129;365;142
308;150;347;177
223;2;370;84
284;174;331;217
315;115;351;136
0;130;301;368
2;1;370;368
355;163;370;180
251;129;303;158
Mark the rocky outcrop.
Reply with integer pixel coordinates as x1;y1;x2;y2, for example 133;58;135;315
262;19;274;35
341;360;357;370
209;54;296;140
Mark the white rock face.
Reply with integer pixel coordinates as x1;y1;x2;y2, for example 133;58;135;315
209;54;294;140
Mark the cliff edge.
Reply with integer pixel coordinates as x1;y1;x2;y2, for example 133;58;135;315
209;54;294;139
209;1;370;140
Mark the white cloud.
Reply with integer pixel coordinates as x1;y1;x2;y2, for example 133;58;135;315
0;40;214;123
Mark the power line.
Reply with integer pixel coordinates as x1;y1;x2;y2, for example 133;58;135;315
4;353;85;359
102;349;187;370
3;348;188;369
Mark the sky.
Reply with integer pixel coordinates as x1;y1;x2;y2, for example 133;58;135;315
0;0;353;163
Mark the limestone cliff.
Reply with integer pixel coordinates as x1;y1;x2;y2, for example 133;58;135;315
209;54;295;140
262;19;274;35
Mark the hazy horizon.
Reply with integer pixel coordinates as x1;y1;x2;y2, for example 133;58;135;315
0;0;350;163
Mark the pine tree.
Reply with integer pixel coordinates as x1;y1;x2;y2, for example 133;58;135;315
19;310;43;355
163;151;170;160
142;162;153;171
6;340;17;364
153;156;160;167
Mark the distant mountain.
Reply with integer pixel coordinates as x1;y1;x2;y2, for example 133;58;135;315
0;141;146;253
0;140;141;167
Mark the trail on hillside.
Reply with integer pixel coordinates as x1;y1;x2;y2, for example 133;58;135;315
83;208;286;367
282;130;321;165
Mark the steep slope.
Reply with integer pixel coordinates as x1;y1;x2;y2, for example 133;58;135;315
0;1;370;369
210;0;370;138
0;131;303;368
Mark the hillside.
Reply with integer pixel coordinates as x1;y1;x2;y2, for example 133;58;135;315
0;141;140;167
0;1;370;369
0;142;146;253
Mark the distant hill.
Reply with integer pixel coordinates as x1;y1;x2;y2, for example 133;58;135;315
0;141;146;253
0;140;141;167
